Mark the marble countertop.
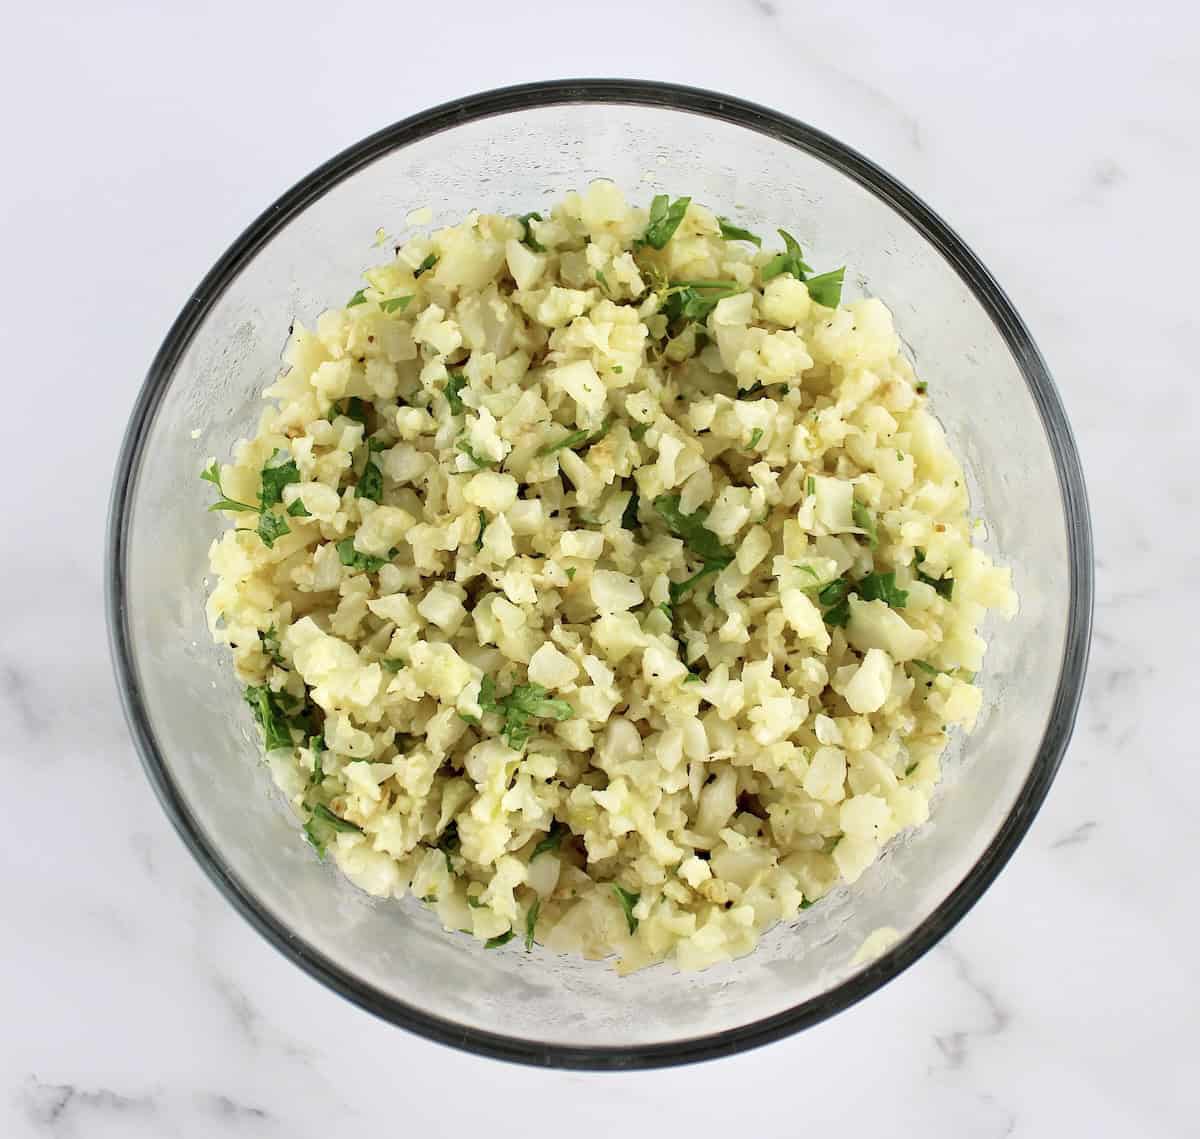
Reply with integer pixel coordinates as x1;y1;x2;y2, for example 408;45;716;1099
4;1;1196;1135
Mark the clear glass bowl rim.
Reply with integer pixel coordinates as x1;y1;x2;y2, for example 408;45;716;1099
105;78;1094;1070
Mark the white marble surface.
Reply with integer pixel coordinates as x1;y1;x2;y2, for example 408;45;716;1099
3;0;1197;1134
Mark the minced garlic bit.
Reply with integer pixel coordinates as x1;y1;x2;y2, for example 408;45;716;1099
203;182;1017;973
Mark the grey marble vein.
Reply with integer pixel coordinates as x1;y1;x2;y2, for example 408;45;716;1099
932;946;1012;1073
20;1077;157;1134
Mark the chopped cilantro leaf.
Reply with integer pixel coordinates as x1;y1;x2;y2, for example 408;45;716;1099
517;212;544;252
532;822;565;859
335;538;387;572
313;803;361;834
258;451;301;510
612;884;640;934
537;418;610;457
346;289;368;307
485;930;515;949
564;566;576;580
652;495;733;563
817;578;849;607
286;498;310;517
444;371;467;416
858;571;908;609
414;252;438;277
256;510;290;548
823;597;851;628
355;456;383;502
640;194;691;249
381;658;405;672
379;295;413;314
718;217;762;246
805;267;845;307
456;437;496;469
915;550;955;599
524;898;541;951
200;461;257;513
436;822;460;875
749;427;763;449
259;626;285;667
621;490;640;530
851;500;878;547
806;475;816;498
243;685;293;752
668;561;725;605
761;229;813;283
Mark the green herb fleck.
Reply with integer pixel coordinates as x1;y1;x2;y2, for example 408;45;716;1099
621;490;640;531
485;929;515;949
805;267;845;307
532;822;565;859
564;566;577;580
612;884;640;934
335;538;387;573
629;423;650;441
911;659;940;675
456;437;496;470
436;822;460;875
536;418;611;457
915;550;954;599
517;212;544;252
259;626;286;667
524;898;541;951
748;427;763;449
308;733;324;785
314;803;361;833
668;561;724;606
200;461;258;513
379;295;413;314
915;381;928;395
444;371;467;416
595;269;611;293
661;279;741;327
355;456;383;502
243;685;293;752
851;500;878;547
381;657;405;672
466;893;485;909
858;571;908;609
259;451;301;510
652;495;733;564
640;194;691;250
286;498;310;517
256;510;290;548
718;217;762;246
761;229;813;283
806;475;816;498
413;252;438;277
475;510;486;551
612;364;624;374
346;289;368;307
480;679;573;750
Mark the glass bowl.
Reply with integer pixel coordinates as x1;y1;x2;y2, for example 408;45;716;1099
106;79;1093;1069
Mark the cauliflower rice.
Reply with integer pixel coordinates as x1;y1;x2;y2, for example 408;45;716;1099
203;183;1016;973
